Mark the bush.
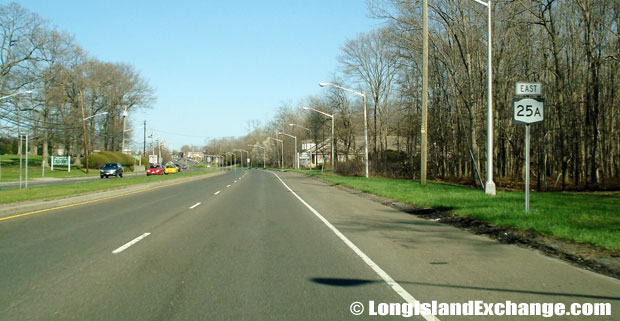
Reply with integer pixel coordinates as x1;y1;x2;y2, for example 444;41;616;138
336;160;364;176
87;151;139;169
87;153;108;169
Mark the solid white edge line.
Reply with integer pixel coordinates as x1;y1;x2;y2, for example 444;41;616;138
189;202;201;209
214;191;221;195
270;172;440;321
112;233;151;254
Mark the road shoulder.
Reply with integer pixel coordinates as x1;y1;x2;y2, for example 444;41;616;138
273;170;620;318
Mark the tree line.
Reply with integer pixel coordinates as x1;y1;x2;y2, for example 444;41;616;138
207;0;618;191
0;3;154;168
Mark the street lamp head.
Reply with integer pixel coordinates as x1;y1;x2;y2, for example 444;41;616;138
303;107;309;110
24;90;33;94
319;82;330;87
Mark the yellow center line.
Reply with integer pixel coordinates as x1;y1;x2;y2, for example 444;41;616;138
0;172;224;223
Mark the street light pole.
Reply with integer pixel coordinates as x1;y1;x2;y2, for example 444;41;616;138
318;83;369;177
421;0;428;185
267;137;283;168
250;144;266;168
471;0;496;196
303;106;334;171
289;123;313;168
278;132;297;169
0;90;32;181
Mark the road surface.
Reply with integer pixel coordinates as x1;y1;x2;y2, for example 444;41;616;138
1;169;618;320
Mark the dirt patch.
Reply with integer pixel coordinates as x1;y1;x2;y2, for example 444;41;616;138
323;181;620;281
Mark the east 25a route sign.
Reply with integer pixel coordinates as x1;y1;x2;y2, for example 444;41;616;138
513;98;544;124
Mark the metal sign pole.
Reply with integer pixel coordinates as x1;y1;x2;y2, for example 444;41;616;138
19;136;23;189
525;125;530;213
25;135;29;189
514;82;543;214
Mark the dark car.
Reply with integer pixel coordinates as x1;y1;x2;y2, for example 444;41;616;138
100;162;123;178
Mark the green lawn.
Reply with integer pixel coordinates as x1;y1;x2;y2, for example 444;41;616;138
0;168;219;205
0;154;102;181
296;170;620;252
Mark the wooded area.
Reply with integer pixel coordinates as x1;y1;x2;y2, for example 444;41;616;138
208;0;619;191
0;3;154;167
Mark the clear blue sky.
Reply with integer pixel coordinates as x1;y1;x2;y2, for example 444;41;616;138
17;0;381;150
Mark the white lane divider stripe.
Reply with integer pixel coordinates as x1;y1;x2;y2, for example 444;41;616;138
112;233;151;254
226;184;231;187
214;191;221;195
189;202;201;209
270;172;440;321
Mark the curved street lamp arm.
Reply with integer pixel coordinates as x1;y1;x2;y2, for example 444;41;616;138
319;82;364;98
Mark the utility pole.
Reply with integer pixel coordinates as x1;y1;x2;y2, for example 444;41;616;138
421;0;428;185
121;107;127;153
143;120;146;156
80;92;90;173
157;135;162;164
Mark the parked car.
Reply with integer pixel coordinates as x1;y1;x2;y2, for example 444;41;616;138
146;164;164;176
173;163;182;172
164;164;178;174
100;162;123;178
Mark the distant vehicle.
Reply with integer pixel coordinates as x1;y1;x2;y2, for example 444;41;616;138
146;164;164;176
173;163;182;172
100;162;123;179
164;164;178;174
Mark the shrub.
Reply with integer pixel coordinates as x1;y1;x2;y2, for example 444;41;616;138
87;153;108;169
336;160;364;176
87;151;139;169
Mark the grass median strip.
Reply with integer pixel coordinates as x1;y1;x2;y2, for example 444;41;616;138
295;170;620;252
0;169;219;205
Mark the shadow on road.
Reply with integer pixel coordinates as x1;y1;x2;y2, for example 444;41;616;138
309;277;620;301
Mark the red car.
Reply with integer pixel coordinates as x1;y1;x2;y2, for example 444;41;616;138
146;164;164;176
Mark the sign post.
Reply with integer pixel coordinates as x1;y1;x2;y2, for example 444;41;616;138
513;83;543;213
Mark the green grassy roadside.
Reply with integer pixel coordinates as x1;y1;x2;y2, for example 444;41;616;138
1;154;99;181
294;169;620;252
0;169;219;205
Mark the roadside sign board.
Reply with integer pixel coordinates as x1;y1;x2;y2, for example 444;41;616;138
149;154;158;164
52;156;69;166
51;156;71;172
515;82;542;96
513;98;544;124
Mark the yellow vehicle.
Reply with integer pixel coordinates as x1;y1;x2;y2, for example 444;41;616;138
164;164;178;174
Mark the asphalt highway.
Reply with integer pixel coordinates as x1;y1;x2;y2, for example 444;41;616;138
1;169;618;320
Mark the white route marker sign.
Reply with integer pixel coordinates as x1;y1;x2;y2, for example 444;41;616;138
513;98;544;124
